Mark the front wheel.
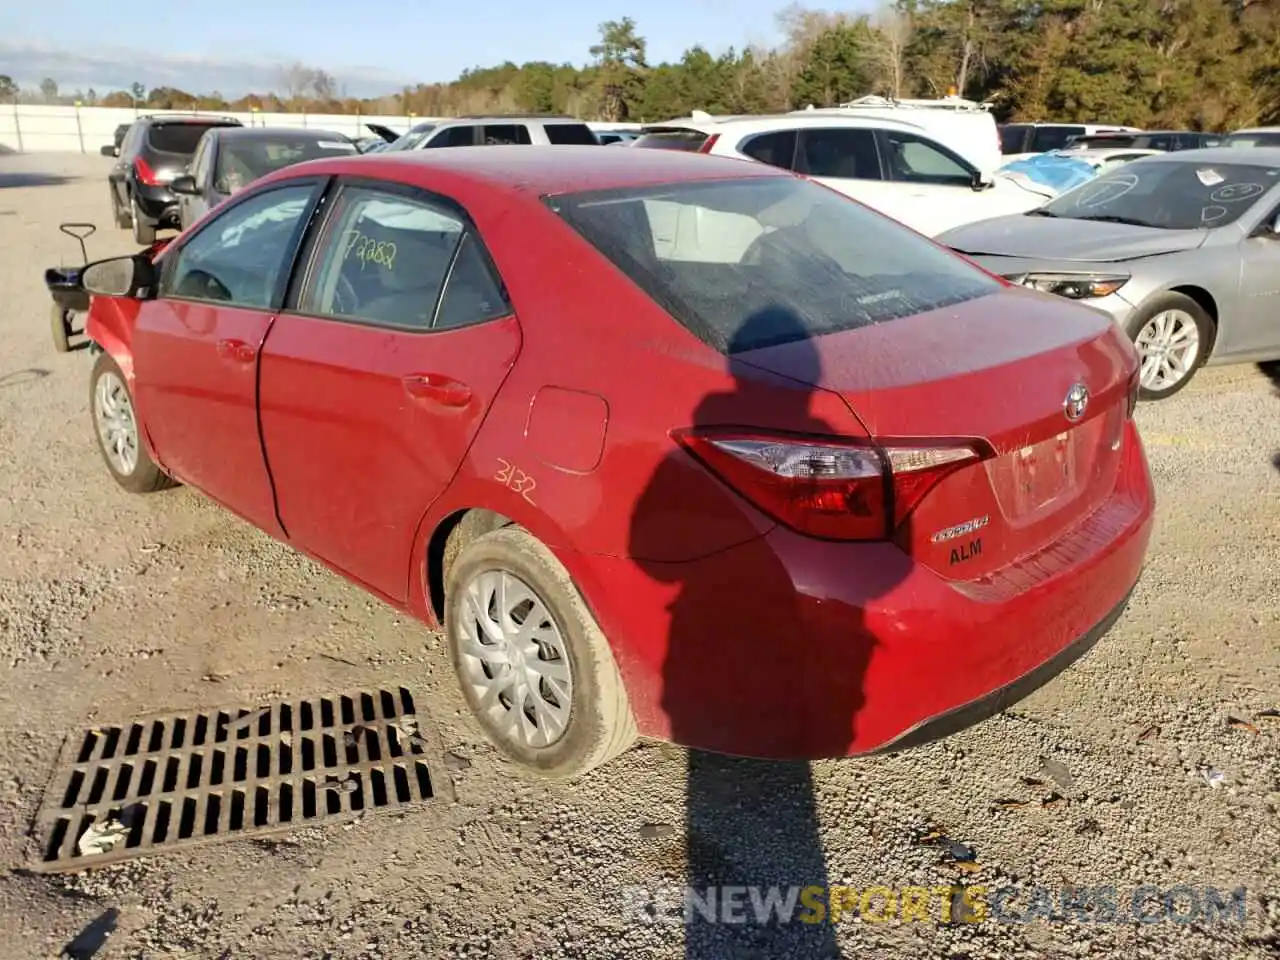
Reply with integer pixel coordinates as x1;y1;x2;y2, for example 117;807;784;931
50;304;72;353
1125;293;1213;401
444;525;636;779
90;352;176;493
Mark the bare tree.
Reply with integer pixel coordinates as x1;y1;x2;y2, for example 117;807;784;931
39;77;59;104
280;62;315;101
871;5;913;98
311;69;337;101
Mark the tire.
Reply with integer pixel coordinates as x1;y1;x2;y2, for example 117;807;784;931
89;352;176;493
111;190;131;229
1124;292;1213;401
131;197;156;245
444;525;636;779
50;304;71;353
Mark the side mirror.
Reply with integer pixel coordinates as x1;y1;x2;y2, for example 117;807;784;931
81;255;157;299
171;174;200;196
100;145;117;157
1251;212;1280;239
971;170;993;191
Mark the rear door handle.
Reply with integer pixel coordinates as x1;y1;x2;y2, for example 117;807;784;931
216;338;256;364
402;373;471;407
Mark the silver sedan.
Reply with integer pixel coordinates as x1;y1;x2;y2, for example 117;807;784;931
938;147;1280;400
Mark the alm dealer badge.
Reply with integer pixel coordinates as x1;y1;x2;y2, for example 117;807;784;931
931;515;989;566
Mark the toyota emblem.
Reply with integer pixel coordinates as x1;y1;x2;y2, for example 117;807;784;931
1063;382;1089;421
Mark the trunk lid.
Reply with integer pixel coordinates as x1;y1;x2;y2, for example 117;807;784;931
735;288;1138;578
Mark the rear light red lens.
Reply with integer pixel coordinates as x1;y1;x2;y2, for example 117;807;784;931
673;430;983;541
134;156;161;186
698;134;720;154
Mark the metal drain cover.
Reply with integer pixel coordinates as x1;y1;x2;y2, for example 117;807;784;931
32;687;438;872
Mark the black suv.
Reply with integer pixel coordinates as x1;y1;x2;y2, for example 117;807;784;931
108;114;243;244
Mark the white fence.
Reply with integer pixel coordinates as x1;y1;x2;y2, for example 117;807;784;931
0;105;645;153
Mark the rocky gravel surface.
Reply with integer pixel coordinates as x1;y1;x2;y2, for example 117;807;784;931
0;153;1277;959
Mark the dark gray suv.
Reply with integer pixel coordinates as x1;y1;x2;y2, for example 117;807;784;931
107;114;242;244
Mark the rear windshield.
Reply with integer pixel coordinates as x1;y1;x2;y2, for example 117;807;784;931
548;176;999;354
545;123;601;145
214;135;357;192
1223;131;1280;148
633;130;711;152
147;122;237;155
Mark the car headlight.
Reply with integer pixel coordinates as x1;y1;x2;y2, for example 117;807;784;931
1006;273;1129;299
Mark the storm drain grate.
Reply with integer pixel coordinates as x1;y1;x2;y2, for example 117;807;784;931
32;687;436;871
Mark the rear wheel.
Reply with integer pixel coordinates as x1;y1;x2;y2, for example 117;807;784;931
444;525;636;778
131;197;156;245
111;190;131;229
1125;292;1212;401
90;352;176;493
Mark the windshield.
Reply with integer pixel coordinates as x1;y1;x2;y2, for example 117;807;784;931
384;123;438;152
1222;132;1280;148
632;130;712;152
1039;159;1280;230
548;176;999;354
214;135;357;194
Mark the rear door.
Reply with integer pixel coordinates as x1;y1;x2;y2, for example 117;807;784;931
794;126;890;210
132;179;325;533
257;180;520;600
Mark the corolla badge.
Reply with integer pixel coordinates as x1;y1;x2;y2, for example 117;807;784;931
1063;382;1089;422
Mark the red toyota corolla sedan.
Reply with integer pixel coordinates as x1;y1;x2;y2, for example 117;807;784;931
76;146;1154;778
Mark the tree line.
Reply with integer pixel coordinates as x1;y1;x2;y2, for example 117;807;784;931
3;0;1278;129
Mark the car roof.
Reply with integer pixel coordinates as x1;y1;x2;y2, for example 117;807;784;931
262;144;788;197
213;126;348;141
1135;146;1280;163
642;113;924;135
1229;127;1280;134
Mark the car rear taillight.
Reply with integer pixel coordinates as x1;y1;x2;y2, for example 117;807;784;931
1126;368;1139;418
673;430;985;541
698;134;720;154
134;156;162;186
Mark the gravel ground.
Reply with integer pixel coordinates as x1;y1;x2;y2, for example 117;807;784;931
0;152;1277;960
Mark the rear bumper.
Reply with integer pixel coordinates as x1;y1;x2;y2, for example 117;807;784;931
132;184;178;225
571;420;1155;759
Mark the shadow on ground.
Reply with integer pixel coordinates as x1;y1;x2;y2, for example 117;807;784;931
0;369;51;389
0;172;74;189
1260;361;1280;473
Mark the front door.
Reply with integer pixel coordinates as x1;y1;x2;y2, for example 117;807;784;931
131;180;324;534
258;182;520;600
1234;214;1280;357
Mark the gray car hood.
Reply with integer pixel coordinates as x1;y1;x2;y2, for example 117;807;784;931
939;213;1209;262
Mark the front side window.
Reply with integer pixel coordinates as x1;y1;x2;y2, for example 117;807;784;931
300;187;468;329
1041;159;1280;229
797;128;881;180
1223;131;1280;148
882;131;973;186
427;126;479;148
549;175;999;354
161;184;318;308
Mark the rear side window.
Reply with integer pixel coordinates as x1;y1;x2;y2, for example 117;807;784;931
482;124;532;145
1028;126;1085;153
544;123;600;145
796;128;881;180
999;125;1029;154
548;176;998;354
739;131;797;169
147;123;233;155
632;130;710;152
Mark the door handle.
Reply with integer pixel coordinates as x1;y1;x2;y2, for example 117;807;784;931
402;373;471;407
216;338;256;364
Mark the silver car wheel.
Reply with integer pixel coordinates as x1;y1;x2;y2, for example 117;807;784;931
1134;309;1201;393
457;569;574;749
93;370;140;476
